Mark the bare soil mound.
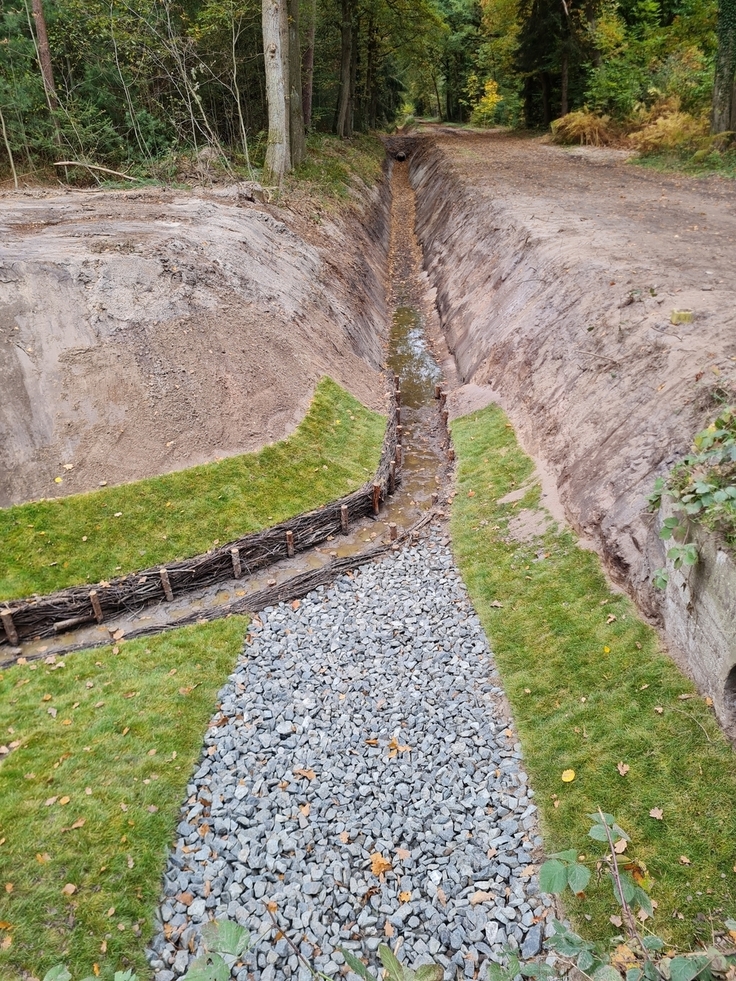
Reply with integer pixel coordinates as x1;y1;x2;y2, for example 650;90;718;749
409;129;736;624
0;182;389;507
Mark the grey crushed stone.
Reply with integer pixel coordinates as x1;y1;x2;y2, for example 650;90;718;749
148;530;554;979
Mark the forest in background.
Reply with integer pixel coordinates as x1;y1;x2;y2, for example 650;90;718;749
0;0;734;184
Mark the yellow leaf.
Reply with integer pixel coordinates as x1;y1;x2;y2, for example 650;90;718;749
54;477;63;484
370;852;393;877
561;769;576;783
61;883;77;895
59;796;70;805
42;694;52;702
93;965;100;977
0;921;12;930
399;891;412;903
36;853;51;863
603;646;610;654
294;767;316;781
61;719;72;726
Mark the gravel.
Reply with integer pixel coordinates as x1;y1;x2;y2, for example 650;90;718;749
148;529;553;979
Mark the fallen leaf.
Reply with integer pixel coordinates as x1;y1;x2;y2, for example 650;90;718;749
637;908;650;922
127;856;135;869
45;796;58;806
61;883;77;896
62;818;86;832
122;727;130;736
436;887;447;907
100;941;107;954
58;796;70;805
1;936;11;950
365;738;378;746
679;855;692;865
112;629;125;641
395;847;411;861
299;803;310;817
705;696;713;707
147;805;159;814
291;600;301;610
36;853;50;863
467;490;476;497
370;852;393;876
0;921;12;930
106;907;116;917
678;693;694;701
607;614;617;623
490;600;503;608
399;891;412;903
470;891;494;905
338;831;350;844
610;915;623;928
614;839;628;854
649;807;663;820
603;646;611;654
294;767;316;781
654;706;664;714
93;965;100;977
561;769;576;783
617;762;630;776
42;693;52;703
4;884;12;894
384;921;395;938
265;900;277;914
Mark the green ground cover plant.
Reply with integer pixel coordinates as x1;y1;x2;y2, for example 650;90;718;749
284;133;385;204
450;405;736;948
0;377;384;601
0;616;247;980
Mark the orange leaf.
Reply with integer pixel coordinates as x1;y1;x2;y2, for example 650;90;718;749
299;803;310;817
58;796;70;806
370;852;393;876
0;922;12;930
399;891;412;903
294;767;316;781
338;831;350;844
4;884;12;894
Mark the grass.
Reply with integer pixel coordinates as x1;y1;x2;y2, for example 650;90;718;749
450;404;736;949
0;616;247;980
0;377;384;601
284;132;385;204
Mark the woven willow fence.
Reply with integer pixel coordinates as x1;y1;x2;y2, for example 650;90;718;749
0;379;402;648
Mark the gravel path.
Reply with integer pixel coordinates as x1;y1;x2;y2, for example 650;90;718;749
148;527;553;980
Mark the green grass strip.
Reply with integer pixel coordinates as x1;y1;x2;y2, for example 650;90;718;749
450;405;736;948
0;377;384;601
0;616;247;980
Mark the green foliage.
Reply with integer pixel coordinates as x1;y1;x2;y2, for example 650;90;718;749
0;377;384;600
341;945;443;981
649;405;736;587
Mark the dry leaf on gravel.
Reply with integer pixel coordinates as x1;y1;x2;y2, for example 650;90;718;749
470;891;494;905
399;891;412;903
294;767;316;780
370;853;393;876
395;847;411;861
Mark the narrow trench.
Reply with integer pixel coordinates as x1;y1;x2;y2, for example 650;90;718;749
15;156;452;660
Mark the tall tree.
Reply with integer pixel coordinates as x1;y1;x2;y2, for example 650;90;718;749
287;0;305;164
30;0;57;111
712;0;736;131
262;0;290;181
301;0;317;128
334;0;353;136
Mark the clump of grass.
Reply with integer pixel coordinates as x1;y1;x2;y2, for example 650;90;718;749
0;377;384;601
450;405;736;948
0;616;247;980
284;133;385;203
551;109;615;146
628;110;709;154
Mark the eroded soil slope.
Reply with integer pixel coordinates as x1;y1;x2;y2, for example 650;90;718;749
408;130;736;621
0;181;388;507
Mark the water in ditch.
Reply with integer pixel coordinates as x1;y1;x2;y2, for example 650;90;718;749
10;156;452;661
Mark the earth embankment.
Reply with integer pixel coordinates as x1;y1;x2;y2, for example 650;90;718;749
407;130;736;628
0;179;390;507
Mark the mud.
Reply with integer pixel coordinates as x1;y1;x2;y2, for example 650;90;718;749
405;129;736;621
0;181;389;507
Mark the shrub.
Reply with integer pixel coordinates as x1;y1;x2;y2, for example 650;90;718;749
628;110;709;154
469;79;504;127
550;109;614;146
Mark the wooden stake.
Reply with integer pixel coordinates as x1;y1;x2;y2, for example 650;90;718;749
440;390;447;407
396;407;401;426
442;409;449;427
396;389;401;407
394;373;400;391
395;445;402;467
160;568;174;602
431;492;439;504
396;425;403;445
340;504;349;534
434;383;442;400
389;522;398;541
372;482;381;515
448;447;455;461
389;461;396;494
1;609;18;646
231;548;242;579
286;530;295;558
89;590;103;623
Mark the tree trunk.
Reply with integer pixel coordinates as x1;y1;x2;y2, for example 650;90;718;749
335;0;352;137
301;0;316;130
712;0;736;133
541;71;551;126
287;0;305;165
262;0;290;183
560;49;569;117
31;0;57;111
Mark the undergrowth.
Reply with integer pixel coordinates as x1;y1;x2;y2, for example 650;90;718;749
450;405;736;949
0;617;247;980
0;377;384;601
283;133;385;206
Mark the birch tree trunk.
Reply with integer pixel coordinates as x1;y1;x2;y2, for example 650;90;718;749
287;0;305;167
262;0;290;183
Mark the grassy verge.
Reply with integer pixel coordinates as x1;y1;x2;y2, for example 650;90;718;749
635;149;736;178
284;133;385;204
450;405;736;948
0;377;384;601
0;616;247;980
